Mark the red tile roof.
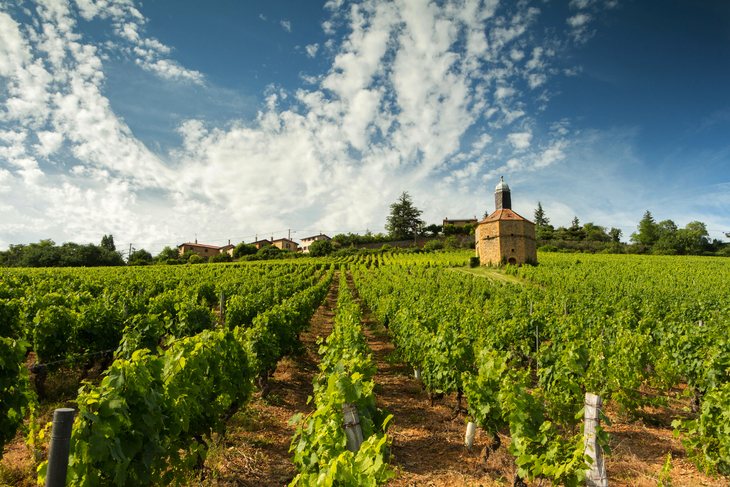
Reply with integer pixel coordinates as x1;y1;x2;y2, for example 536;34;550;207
301;234;331;241
479;209;534;224
178;243;222;250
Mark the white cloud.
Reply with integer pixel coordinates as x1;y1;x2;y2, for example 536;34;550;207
281;20;291;32
535;139;568;167
322;20;335;35
569;0;597;9
299;73;320;84
259;14;267;21
501;108;525;124
34;130;64;156
566;13;595;43
473;133;492;151
305;43;319;58
119;22;140;42
324;0;344;11
495;86;516;99
567;13;592;27
508;132;532;150
135;58;204;84
550;120;571;135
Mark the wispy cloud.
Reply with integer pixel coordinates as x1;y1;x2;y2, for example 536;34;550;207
281;20;292;32
567;13;594;43
305;43;319;58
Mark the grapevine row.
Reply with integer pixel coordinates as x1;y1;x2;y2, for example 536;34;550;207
289;269;394;486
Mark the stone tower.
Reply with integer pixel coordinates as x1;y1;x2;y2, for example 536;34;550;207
475;177;537;266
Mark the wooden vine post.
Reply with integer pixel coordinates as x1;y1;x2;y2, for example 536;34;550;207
342;403;364;453
464;422;477;449
45;408;75;487
584;393;608;487
220;291;226;323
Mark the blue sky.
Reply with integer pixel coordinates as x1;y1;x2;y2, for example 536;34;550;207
1;0;728;254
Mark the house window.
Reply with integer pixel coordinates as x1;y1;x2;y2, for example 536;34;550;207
205;249;208;253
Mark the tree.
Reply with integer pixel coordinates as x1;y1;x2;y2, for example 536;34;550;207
100;235;116;252
257;245;281;259
631;211;659;246
677;221;710;255
444;236;460;250
443;224;455;236
309;240;334;257
423;223;442;237
536;224;555;241
609;228;622;244
209;252;233;263
571;216;580;228
534;202;550;227
156;246;180;262
385;191;424;240
653;220;679;253
128;249;153;265
423;240;444;251
583;223;610;242
233;242;257;258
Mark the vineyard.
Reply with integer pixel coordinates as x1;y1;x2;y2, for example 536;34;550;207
1;252;730;486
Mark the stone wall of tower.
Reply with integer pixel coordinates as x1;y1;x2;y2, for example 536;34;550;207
474;222;500;265
475;219;537;266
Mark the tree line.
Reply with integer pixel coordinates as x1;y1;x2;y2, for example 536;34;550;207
0;236;124;267
534;203;729;256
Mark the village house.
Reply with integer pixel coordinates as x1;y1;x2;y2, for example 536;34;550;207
251;239;272;250
271;238;298;252
177;241;223;258
299;234;331;254
219;240;235;257
443;218;478;227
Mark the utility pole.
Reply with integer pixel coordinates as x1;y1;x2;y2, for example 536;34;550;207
128;243;132;261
